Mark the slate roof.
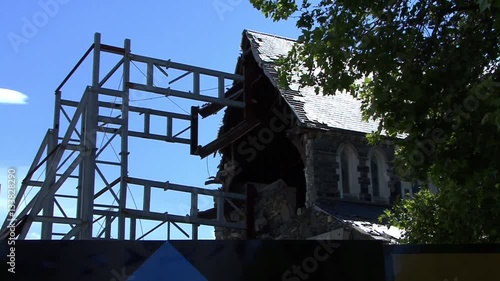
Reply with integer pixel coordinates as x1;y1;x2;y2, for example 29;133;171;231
244;30;381;134
314;199;403;243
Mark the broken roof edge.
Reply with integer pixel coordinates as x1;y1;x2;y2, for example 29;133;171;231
242;29;410;140
291;120;404;144
312;205;401;243
243;30;373;134
344;219;404;243
243;29;298;43
242;30;306;132
313;203;403;243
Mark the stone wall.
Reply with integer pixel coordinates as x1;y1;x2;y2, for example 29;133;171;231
215;179;344;240
303;130;399;206
214;129;402;240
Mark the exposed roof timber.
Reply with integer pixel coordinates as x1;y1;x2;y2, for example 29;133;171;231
197;208;217;219
199;83;244;118
190;106;199;155
197;119;261;159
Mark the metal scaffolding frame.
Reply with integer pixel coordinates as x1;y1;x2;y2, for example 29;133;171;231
1;33;249;240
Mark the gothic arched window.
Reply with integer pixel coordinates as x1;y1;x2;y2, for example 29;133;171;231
341;150;350;194
338;143;360;198
370;157;380;197
368;149;389;201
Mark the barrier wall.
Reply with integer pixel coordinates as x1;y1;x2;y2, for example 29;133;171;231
1;240;499;281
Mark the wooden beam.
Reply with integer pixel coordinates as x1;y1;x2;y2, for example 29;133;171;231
190;106;199;155
197;119;261;158
199;83;243;118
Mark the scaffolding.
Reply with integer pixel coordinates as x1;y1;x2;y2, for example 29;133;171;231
0;33;251;240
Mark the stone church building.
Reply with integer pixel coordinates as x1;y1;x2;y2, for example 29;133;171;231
198;30;425;242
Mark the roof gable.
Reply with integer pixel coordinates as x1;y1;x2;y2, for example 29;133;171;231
244;30;380;134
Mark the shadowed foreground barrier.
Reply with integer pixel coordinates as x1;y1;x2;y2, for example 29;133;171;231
0;240;499;281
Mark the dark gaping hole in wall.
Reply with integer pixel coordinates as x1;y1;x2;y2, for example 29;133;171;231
230;123;307;209
214;45;307;219
218;91;307;213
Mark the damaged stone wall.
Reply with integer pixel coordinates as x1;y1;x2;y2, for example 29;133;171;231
213;128;404;240
215;179;344;240
216;99;308;211
303;135;317;208
213;37;311;211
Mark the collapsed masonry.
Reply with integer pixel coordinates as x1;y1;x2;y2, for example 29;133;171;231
213;179;401;242
199;30;404;242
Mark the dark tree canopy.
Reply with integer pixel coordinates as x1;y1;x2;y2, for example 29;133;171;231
251;0;500;243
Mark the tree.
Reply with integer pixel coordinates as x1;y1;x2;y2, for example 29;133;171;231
250;0;500;243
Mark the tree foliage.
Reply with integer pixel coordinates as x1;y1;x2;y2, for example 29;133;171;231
250;0;500;243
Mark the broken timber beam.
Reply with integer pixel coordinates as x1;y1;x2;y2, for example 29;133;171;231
197;119;261;158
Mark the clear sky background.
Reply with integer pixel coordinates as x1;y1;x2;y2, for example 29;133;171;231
0;0;300;240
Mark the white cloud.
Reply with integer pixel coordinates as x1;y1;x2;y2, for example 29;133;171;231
0;88;28;104
27;231;41;240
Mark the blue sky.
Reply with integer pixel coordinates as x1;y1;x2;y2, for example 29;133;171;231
0;0;300;240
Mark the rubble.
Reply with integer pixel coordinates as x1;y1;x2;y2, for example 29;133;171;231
215;179;344;240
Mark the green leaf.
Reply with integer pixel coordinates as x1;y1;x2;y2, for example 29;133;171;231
477;0;491;12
